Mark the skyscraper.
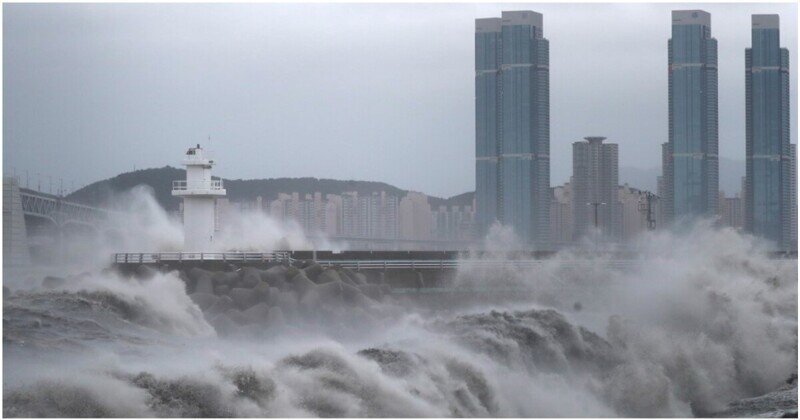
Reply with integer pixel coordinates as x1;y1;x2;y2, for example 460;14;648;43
744;14;792;251
660;142;673;223
572;137;621;242
475;11;550;249
667;10;719;221
789;143;797;251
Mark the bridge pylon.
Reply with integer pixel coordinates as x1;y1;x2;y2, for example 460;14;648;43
3;177;31;267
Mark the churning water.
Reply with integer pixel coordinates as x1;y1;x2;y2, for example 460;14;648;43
2;199;797;417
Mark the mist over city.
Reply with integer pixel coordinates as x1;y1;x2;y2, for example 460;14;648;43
2;2;797;418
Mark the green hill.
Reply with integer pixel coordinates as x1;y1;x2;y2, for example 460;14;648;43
66;166;474;211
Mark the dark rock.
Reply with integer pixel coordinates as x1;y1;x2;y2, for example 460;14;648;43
315;281;343;301
187;267;213;282
267;306;286;328
262;266;288;288
42;276;66;289
290;272;316;298
253;281;272;303
212;271;240;286
210;314;239;337
226;309;249;325
342;281;369;305
135;265;159;280
302;263;324;281
352;272;368;286
316;269;343;285
214;285;230;296
267;287;280;306
206;295;235;316
359;284;385;301
177;270;192;291
275;291;299;320
194;275;214;294
241;268;262;288
262;265;287;280
285;266;301;280
337;269;358;286
229;287;259;310
243;302;271;325
189;292;219;311
271;278;288;291
299;287;322;311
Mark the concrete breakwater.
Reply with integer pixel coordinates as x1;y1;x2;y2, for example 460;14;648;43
122;260;447;336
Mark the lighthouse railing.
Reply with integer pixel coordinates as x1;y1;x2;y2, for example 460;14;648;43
171;180;224;191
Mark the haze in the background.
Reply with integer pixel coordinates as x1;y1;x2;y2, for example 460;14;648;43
3;3;797;198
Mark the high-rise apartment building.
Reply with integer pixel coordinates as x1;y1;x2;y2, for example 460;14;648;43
550;183;572;248
399;192;432;241
368;191;399;239
619;185;658;241
744;14;792;251
660;142;673;223
475;11;550;249
572;137;621;242
432;204;476;241
667;10;719;220
324;194;342;237
719;192;744;230
790;144;797;251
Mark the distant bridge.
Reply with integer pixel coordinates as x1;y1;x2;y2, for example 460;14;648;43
4;177;113;265
19;187;111;227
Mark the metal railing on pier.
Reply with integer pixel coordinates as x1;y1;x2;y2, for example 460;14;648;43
313;259;636;271
113;252;292;264
112;252;638;271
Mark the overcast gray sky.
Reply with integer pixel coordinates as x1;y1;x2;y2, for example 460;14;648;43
4;3;797;198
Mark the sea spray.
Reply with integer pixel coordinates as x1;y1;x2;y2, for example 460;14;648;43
3;218;796;417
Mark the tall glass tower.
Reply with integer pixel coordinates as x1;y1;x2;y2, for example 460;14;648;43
475;11;550;249
745;14;791;251
667;10;719;221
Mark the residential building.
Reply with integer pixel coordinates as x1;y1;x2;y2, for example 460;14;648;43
572;136;621;242
550;183;572;248
399;192;432;240
790;144;797;251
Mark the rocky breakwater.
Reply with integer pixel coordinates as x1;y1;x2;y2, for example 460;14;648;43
177;262;393;337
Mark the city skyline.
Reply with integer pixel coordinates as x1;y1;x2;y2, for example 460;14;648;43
4;3;797;199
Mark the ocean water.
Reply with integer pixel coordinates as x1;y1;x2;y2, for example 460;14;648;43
2;224;797;417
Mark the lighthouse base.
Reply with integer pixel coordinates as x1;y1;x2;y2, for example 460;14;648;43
182;197;217;251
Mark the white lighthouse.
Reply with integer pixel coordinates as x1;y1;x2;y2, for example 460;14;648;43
172;145;226;251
